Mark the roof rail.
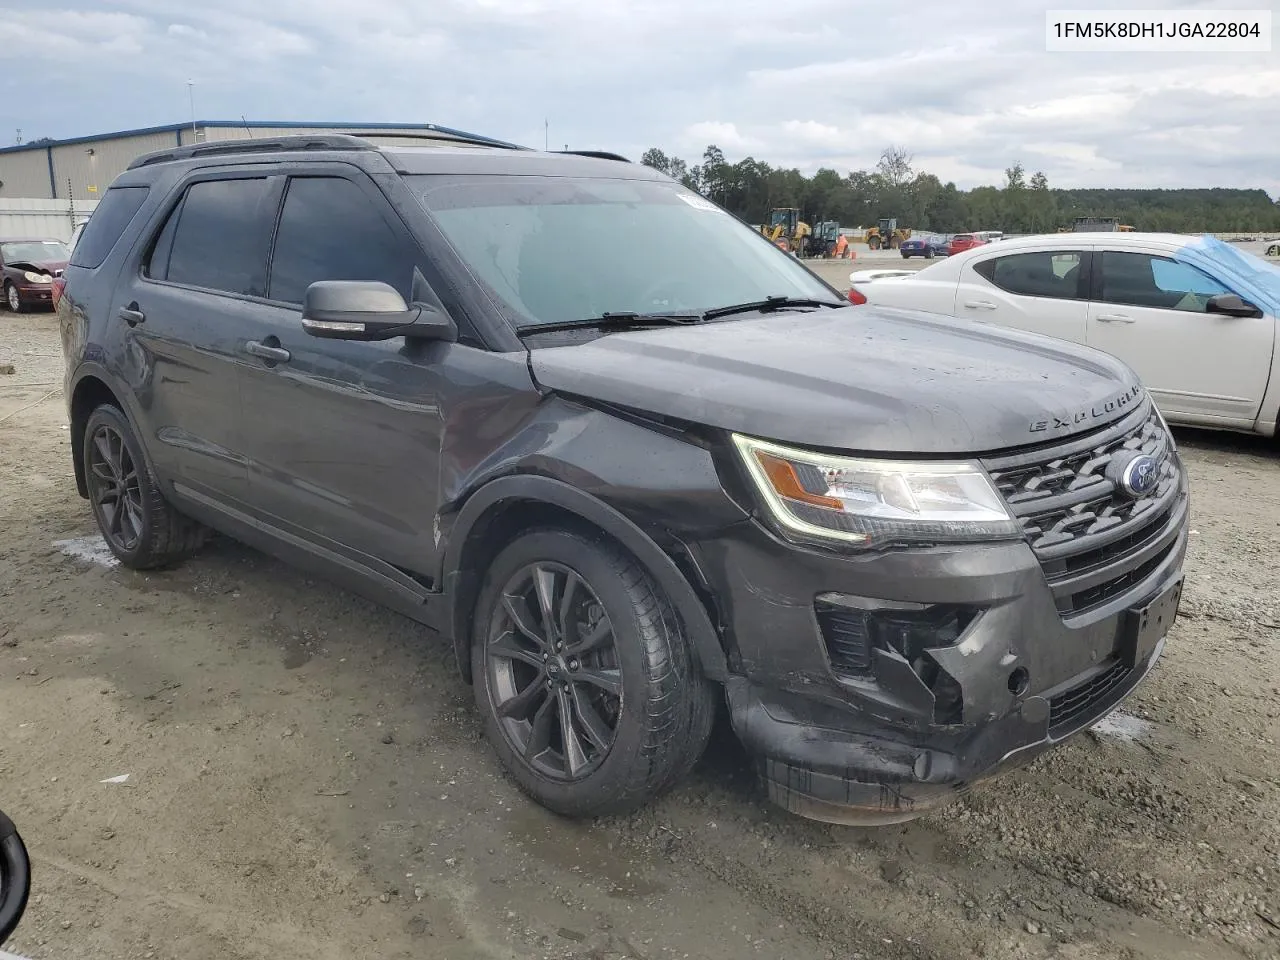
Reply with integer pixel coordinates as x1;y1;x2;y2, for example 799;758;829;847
127;126;527;170
555;150;631;163
128;134;372;170
344;130;527;151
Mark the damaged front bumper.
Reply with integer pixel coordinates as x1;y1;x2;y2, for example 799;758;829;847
689;474;1188;825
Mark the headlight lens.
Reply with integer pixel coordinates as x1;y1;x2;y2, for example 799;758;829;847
22;271;50;284
732;433;1022;548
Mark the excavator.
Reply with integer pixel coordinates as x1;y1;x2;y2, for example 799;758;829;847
760;208;811;255
864;217;911;251
1062;217;1135;232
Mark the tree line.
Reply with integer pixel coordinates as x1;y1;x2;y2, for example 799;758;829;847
638;145;1280;235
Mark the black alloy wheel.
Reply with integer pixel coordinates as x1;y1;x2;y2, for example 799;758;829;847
484;560;622;781
472;528;717;818
80;404;207;569
86;421;145;553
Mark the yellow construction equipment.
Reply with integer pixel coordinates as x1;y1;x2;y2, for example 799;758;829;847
1065;217;1135;232
760;208;811;254
864;217;911;251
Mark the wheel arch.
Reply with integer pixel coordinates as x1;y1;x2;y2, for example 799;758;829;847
441;475;729;686
69;369;129;499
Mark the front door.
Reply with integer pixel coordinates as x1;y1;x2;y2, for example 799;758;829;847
954;247;1090;344
235;170;451;580
115;172;281;507
1085;250;1275;425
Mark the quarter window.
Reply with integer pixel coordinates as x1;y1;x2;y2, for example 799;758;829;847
267;176;416;305
68;186;149;270
155;178;273;296
1099;252;1233;312
974;251;1084;300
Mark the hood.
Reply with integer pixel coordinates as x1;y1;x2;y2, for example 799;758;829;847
530;306;1144;455
9;259;67;275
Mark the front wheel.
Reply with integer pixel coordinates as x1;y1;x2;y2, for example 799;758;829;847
925;248;935;259
472;528;716;818
5;283;23;313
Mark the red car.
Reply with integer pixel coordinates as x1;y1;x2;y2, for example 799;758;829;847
1;238;69;312
947;233;987;256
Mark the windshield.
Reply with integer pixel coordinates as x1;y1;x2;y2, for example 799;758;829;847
1180;235;1280;312
2;240;68;263
411;175;838;328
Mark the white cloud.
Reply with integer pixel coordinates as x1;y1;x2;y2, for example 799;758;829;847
0;1;1274;197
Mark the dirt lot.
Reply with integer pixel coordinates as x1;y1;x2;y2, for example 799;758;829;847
2;311;1278;960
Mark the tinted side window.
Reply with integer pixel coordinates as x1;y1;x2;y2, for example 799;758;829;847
268;177;416;305
68;186;149;269
1100;252;1233;312
974;250;1084;300
145;195;183;280
163;178;272;296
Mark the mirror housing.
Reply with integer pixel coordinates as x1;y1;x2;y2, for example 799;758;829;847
0;808;31;947
301;281;457;342
1206;293;1262;318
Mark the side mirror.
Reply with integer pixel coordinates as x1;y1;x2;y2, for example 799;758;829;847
0;809;31;947
301;281;457;342
1206;293;1262;318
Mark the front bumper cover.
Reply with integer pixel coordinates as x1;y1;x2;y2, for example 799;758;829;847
687;473;1188;824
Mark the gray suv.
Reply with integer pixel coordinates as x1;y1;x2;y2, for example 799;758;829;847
58;131;1188;824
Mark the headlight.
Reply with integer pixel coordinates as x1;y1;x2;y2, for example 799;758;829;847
22;271;50;284
732;433;1022;548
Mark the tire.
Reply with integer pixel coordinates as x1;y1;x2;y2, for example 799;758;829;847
5;283;23;313
925;249;935;259
471;527;717;818
901;252;910;259
82;404;207;570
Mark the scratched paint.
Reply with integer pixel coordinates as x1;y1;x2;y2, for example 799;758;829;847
52;535;119;568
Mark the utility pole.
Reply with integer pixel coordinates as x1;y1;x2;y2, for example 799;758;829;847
15;128;21;145
544;119;548;152
187;80;197;141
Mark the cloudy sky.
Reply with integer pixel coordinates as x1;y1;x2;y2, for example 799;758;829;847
2;0;1276;194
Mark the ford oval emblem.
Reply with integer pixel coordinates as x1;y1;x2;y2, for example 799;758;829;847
1118;454;1160;498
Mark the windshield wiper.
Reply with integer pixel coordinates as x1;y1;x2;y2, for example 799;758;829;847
700;295;845;322
516;311;702;337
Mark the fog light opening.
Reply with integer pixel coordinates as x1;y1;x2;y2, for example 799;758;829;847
1008;666;1030;698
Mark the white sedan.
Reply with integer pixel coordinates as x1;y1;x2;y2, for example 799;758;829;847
848;232;1280;437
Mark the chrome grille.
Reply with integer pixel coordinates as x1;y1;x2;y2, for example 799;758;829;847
982;402;1186;616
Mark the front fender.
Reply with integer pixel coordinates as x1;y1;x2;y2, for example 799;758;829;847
441;473;729;684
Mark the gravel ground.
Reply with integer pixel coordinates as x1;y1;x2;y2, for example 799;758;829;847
1;310;1278;960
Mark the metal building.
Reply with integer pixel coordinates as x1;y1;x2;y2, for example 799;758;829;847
0;120;509;204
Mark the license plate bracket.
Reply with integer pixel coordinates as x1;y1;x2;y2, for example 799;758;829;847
1119;577;1183;669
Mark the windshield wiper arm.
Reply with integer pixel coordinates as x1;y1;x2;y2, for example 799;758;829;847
516;311;702;337
700;295;845;322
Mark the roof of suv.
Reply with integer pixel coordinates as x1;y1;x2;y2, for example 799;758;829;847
123;132;667;183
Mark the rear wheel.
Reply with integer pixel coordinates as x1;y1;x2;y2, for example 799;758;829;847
925;248;935;259
472;527;716;818
83;404;207;569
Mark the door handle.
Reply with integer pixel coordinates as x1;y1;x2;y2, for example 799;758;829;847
244;340;292;363
118;305;145;327
1095;313;1135;324
963;300;997;310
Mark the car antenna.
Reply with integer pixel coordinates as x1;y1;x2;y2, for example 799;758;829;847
242;115;254;138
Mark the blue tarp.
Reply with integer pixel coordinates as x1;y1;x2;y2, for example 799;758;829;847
1176;235;1280;313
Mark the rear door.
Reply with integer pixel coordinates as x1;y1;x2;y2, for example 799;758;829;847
235;167;453;577
1085;249;1274;424
113;170;281;506
952;246;1091;343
